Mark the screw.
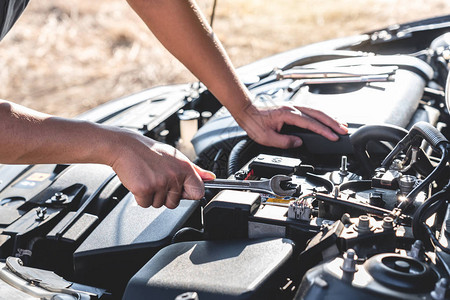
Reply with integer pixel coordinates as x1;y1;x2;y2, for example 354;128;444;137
409;240;424;260
175;292;199;300
341;249;357;273
234;171;247;180
431;278;448;300
50;192;68;203
339;156;348;176
35;207;47;221
340;213;352;225
391;159;403;170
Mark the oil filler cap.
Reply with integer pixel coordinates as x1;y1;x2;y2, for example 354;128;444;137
364;253;437;293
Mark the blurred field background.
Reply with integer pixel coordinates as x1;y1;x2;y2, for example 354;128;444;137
1;0;450;117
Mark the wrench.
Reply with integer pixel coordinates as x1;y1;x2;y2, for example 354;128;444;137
204;175;298;197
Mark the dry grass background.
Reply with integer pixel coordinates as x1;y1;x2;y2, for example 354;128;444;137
1;0;450;117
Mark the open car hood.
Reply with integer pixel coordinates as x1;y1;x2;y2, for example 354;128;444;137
2;14;450;300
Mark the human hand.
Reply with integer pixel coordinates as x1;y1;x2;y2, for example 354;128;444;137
234;104;348;149
109;129;215;209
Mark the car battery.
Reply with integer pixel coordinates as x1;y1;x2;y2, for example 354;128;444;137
203;189;319;246
248;154;301;178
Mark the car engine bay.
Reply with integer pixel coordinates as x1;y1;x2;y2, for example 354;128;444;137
2;15;450;300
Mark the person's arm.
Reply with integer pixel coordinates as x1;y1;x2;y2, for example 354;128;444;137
0;100;215;208
126;0;348;148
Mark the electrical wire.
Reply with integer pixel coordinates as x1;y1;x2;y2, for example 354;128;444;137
412;179;450;238
423;222;450;255
172;227;205;244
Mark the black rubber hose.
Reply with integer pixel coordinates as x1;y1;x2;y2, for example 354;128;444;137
399;144;449;209
424;222;450;255
350;124;408;177
382;122;448;168
227;139;254;177
409;121;448;148
412;180;450;240
413;147;435;177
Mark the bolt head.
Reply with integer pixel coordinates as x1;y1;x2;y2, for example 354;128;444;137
341;249;358;273
50;192;68;203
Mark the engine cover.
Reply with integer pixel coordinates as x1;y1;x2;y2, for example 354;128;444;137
192;55;433;156
123;238;295;300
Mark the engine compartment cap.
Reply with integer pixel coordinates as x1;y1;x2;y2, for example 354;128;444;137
123;238;295;300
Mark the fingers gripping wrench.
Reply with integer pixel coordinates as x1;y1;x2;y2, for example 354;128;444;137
204;175;298;197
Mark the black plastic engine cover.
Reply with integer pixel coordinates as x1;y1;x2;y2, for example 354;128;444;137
192;55;432;156
123;238;295;300
73;193;200;293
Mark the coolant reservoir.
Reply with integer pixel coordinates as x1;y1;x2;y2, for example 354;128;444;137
177;110;200;160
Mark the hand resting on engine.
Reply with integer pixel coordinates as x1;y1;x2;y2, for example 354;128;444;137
232;104;348;149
